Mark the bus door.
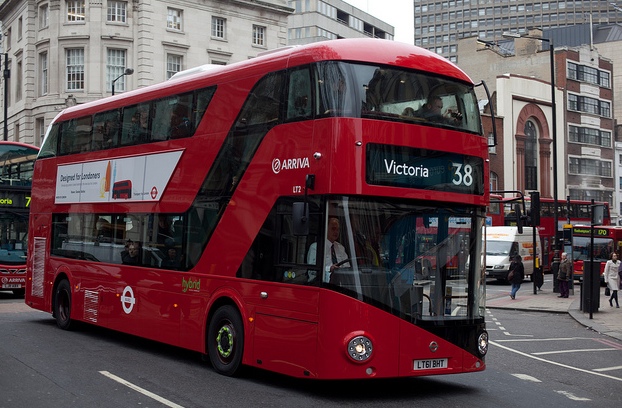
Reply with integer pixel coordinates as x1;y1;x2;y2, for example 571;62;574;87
243;198;321;377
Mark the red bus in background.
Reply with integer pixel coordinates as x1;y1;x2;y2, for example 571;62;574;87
569;225;622;282
0;142;39;296
489;196;611;273
27;39;490;379
486;193;504;227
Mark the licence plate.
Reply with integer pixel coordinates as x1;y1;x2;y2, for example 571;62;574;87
2;284;21;289
413;358;448;370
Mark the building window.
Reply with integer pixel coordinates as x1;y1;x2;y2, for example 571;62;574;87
567;61;611;88
5;28;11;51
15;60;22;102
569;157;612;177
349;16;363;31
18;17;23;40
252;25;266;46
107;1;127;23
488;132;496;154
166;54;183;79
36;118;45;146
106;49;127;92
67;0;86;22
318;1;336;19
568;94;611;118
167;8;182;31
490;171;498;191
40;52;48;96
66;48;84;91
524;120;537;190
568;125;611;147
212;17;226;39
39;4;49;29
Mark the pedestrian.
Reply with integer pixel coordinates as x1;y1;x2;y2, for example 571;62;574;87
557;252;572;298
604;253;620;308
509;254;525;300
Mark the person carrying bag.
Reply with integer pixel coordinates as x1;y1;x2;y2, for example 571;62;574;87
604;253;620;307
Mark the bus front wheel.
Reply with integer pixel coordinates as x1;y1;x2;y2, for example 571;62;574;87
53;279;73;330
207;305;244;376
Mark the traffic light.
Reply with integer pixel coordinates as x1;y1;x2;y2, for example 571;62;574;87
530;191;540;226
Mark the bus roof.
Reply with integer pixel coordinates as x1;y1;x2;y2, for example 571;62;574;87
55;38;475;121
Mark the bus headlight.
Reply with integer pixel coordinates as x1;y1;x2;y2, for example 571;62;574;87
347;335;373;362
477;331;489;356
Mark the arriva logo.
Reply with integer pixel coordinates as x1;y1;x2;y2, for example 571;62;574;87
182;277;201;292
272;157;310;174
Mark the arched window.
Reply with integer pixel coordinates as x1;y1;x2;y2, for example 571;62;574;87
490;171;498;191
524;120;537;190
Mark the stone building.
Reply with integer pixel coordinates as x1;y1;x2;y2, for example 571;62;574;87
0;0;293;146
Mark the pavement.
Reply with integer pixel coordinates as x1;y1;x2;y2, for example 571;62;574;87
486;278;622;341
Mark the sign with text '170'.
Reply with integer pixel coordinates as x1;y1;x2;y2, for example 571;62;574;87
366;143;484;195
54;150;183;204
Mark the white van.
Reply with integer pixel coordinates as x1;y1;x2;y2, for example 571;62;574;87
485;226;540;281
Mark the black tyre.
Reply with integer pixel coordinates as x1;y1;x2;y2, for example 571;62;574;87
207;305;244;376
53;279;73;330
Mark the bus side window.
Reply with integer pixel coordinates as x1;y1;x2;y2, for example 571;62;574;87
286;67;311;120
237;72;282;127
193;87;216;130
60;116;92;155
121;103;150;145
93;109;120;150
39;123;60;158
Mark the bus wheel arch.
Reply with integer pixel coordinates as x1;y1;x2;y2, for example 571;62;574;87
206;301;245;376
52;275;74;330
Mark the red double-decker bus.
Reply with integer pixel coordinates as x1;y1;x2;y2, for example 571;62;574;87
0;142;38;296
569;225;622;282
26;39;490;379
492;196;610;273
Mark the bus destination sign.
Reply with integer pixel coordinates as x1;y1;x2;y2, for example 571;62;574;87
366;143;484;195
0;191;31;209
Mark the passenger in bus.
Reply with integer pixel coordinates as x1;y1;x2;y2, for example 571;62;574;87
157;216;174;245
121;240;141;265
415;96;462;125
162;245;181;269
95;218;114;242
307;217;349;282
401;107;416;117
169;107;192;139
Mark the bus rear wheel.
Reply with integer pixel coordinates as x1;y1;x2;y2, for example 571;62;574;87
53;279;73;330
207;305;244;376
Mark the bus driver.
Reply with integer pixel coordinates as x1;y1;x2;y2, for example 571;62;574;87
307;217;349;282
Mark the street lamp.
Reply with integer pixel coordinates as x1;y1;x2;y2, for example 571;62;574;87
1;53;9;141
503;31;559;267
111;68;134;95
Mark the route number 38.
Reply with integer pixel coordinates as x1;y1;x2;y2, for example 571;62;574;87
451;163;473;186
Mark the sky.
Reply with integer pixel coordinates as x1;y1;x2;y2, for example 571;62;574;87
344;0;414;44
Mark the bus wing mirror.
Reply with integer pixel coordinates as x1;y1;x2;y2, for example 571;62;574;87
293;202;309;236
514;203;523;234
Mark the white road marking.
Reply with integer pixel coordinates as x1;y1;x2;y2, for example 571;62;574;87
502;332;532;337
495;337;592;342
99;370;185;408
533;348;615;355
490;340;622;382
594;365;622;372
512;373;541;382
555;390;591;401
